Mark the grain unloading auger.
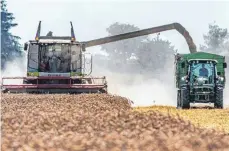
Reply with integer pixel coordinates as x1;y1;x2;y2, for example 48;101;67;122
1;21;196;94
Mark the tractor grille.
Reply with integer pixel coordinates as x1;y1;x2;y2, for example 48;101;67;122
192;86;214;95
193;87;212;92
191;86;215;102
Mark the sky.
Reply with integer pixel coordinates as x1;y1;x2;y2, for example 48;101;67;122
6;0;229;54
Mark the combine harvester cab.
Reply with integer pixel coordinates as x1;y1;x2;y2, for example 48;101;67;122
175;52;227;109
1;21;108;94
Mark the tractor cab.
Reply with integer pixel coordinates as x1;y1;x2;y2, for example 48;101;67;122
181;59;226;86
188;59;218;86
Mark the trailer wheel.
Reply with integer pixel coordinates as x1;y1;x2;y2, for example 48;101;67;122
214;86;223;109
181;88;190;109
176;90;181;109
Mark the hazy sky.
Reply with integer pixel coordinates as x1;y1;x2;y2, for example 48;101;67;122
7;0;229;53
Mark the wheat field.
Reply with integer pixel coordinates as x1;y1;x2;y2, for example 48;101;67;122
1;93;229;151
134;105;229;133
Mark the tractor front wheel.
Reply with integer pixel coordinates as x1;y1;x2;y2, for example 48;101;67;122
180;88;190;109
214;86;223;109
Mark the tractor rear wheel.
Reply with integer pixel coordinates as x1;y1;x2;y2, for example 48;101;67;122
214;86;223;109
180;88;190;109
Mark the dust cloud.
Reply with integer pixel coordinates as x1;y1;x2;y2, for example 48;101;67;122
92;49;229;108
1;54;27;85
92;55;177;107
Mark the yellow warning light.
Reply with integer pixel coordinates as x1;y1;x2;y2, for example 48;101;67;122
71;37;75;41
35;37;39;41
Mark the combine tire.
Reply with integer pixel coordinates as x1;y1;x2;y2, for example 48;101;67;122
214;86;223;109
1;88;9;93
180;88;190;109
99;88;107;94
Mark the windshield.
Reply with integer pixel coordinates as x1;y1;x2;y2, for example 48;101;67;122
39;44;71;73
189;62;216;85
27;43;82;73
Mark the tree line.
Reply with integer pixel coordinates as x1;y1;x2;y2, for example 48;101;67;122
1;0;22;69
94;21;229;75
1;0;229;72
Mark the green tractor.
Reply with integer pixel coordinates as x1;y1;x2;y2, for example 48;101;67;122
175;52;227;109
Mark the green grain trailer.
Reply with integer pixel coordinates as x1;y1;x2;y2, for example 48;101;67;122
175;52;227;109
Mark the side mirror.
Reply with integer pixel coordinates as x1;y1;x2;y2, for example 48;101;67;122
24;43;28;51
181;62;185;68
223;62;227;68
81;43;86;52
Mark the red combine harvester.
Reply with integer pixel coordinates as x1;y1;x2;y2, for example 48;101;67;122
1;21;197;94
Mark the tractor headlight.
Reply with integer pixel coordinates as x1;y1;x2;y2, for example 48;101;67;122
181;76;187;82
218;76;224;82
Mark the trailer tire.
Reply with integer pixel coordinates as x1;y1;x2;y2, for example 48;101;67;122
176;90;181;109
181;88;190;109
214;86;223;109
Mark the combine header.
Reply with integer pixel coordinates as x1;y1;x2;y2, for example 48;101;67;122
1;21;197;94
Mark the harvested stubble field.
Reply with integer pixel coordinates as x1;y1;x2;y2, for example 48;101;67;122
1;93;229;151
